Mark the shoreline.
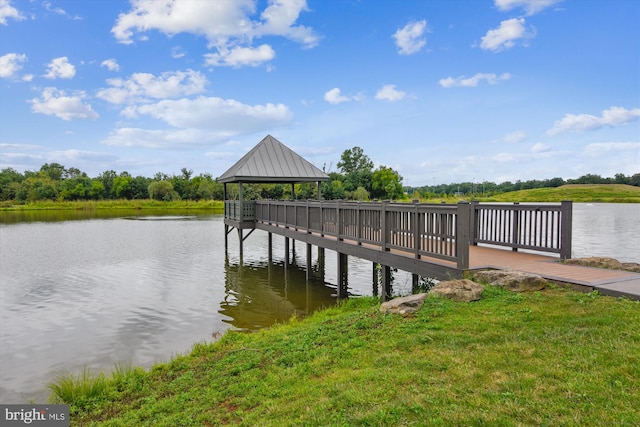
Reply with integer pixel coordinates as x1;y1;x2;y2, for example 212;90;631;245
49;283;640;426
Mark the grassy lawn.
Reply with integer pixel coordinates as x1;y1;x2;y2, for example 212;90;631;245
56;285;639;426
419;184;640;204
479;184;640;203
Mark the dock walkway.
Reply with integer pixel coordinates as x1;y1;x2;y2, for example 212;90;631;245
225;199;640;301
468;246;640;300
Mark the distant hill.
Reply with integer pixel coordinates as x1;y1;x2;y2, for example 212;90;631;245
481;184;640;203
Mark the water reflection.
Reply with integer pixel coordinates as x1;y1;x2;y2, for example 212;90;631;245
0;209;220;224
221;255;336;331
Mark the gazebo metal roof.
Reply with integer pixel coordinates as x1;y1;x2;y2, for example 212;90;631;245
217;135;329;184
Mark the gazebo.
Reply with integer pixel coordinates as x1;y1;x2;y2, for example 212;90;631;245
217;134;329;232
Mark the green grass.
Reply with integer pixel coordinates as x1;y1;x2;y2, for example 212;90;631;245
48;368;110;408
0;199;224;212
419;184;640;203
481;184;640;203
57;286;640;426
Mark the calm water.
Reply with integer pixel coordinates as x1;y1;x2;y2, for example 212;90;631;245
0;203;638;402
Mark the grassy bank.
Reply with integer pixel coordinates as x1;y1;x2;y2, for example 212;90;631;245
420;184;640;203
55;285;639;426
479;184;640;203
0;199;224;212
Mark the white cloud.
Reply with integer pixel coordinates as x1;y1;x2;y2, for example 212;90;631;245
129;96;292;130
493;130;527;143
393;20;427;55
204;150;235;160
547;106;640;135
103;128;226;149
494;0;562;15
112;0;254;44
104;95;293;149
111;0;318;67
44;56;76;79
171;46;186;59
480;18;534;52
439;72;511;88
101;58;120;72
324;88;351;104
583;141;640;157
43;1;82;20
493;152;517;163
204;44;275;67
29;87;99;121
375;84;406;102
531;142;550;153
96;69;207;104
253;0;318;47
0;143;41;150
0;52;26;78
0;0;24;25
49;149;117;163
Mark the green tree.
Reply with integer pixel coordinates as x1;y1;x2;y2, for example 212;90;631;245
88;179;106;199
613;173;629;185
39;163;66;181
59;177;91;200
0;168;25;201
112;174;132;199
130;176;150;199
171;168;194;200
97;170;117;198
295;183;317;199
322;177;346;200
17;176;59;201
337;147;374;192
337;147;373;175
371;166;403;200
351;186;370;201
148;180;180;201
195;174;223;200
260;184;286;199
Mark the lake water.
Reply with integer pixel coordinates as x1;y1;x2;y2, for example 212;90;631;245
0;203;638;403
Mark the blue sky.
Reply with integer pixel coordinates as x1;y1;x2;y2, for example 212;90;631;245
0;0;638;186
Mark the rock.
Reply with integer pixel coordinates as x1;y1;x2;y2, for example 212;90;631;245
380;293;429;315
430;279;484;302
473;270;547;292
621;262;640;273
564;257;640;273
564;257;623;269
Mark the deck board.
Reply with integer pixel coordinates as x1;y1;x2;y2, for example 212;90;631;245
468;246;637;286
458;245;639;299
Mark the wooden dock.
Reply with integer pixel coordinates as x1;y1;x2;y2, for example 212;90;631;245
468;246;640;300
224;199;640;301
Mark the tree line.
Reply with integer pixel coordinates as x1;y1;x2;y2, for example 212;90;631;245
406;173;640;199
0;147;637;203
0;165;224;203
0;146;405;203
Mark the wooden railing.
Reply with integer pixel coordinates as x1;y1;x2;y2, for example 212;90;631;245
470;201;572;259
224;200;256;222
253;200;470;269
226;199;573;269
